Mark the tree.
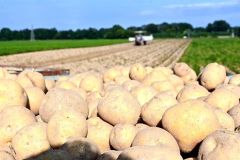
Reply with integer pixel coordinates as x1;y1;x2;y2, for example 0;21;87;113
0;28;12;40
206;23;213;32
212;20;231;32
145;23;158;33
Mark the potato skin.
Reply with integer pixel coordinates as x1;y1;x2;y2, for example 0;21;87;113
62;137;100;160
200;63;226;90
98;87;141;125
162;100;220;153
177;84;209;102
211;108;235;131
198;130;240;160
117;145;183;160
132;127;180;152
205;88;239;112
25;87;45;115
39;88;88;122
17;71;46;91
0;79;27;112
131;85;158;106
110;124;137;150
0;151;15;160
47;109;87;148
97;150;121;160
87;117;113;153
0;106;36;145
173;63;197;83
80;74;103;93
141;94;178;126
228;104;240;128
129;63;147;81
12;122;50;160
229;74;240;86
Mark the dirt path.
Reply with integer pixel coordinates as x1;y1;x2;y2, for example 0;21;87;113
0;39;191;73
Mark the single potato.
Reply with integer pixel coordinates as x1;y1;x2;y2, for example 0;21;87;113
12;122;50;160
98;87;141;125
198;130;240;160
162;100;220;153
47;109;87;148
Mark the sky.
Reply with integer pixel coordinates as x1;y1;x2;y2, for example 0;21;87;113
0;0;240;30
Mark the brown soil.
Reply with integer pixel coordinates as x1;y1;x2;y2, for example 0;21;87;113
0;39;191;74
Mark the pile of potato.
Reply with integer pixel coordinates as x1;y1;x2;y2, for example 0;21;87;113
0;62;240;160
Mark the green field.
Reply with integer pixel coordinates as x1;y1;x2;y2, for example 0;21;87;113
0;39;127;56
180;38;240;74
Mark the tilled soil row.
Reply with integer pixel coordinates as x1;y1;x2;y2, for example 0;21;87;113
0;39;191;74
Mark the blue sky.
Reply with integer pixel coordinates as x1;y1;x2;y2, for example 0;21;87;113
1;0;240;30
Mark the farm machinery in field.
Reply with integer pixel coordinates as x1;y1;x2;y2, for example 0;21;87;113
129;31;154;46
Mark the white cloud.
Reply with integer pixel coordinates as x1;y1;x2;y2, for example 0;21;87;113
163;0;240;9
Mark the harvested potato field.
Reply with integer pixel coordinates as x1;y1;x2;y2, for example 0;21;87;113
0;39;190;74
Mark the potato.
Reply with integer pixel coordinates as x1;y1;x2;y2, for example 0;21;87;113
25;87;45;115
184;158;197;160
129;63;147;81
70;87;87;100
200;63;226;90
211;108;235;131
154;66;173;76
97;150;121;160
0;68;10;78
0;79;27;112
98;87;141;125
0;143;14;155
115;76;130;85
36;115;44;123
0;106;36;145
17;71;46;91
173;63;197;83
87;92;102;118
80;74;103;93
118;66;130;78
131;85;158;106
62;137;100;160
68;72;90;87
198;130;240;160
142;69;168;86
117;145;183;160
110;124;137;150
145;66;153;74
47;109;87;148
205;88;239;112
29;149;71;160
55;80;77;89
12;122;50;160
141;93;178;126
162;100;220;153
103;67;122;83
87;117;113;153
122;80;141;91
132;127;179;152
0;151;15;160
229;74;240;86
218;84;240;99
228;104;240;128
135;123;149;132
39;88;88;122
151;80;175;93
45;79;55;91
168;74;184;89
177;84;209;102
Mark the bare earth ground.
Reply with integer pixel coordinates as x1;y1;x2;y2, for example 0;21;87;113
0;39;191;74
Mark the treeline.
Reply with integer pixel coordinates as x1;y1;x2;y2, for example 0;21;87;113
0;20;240;40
